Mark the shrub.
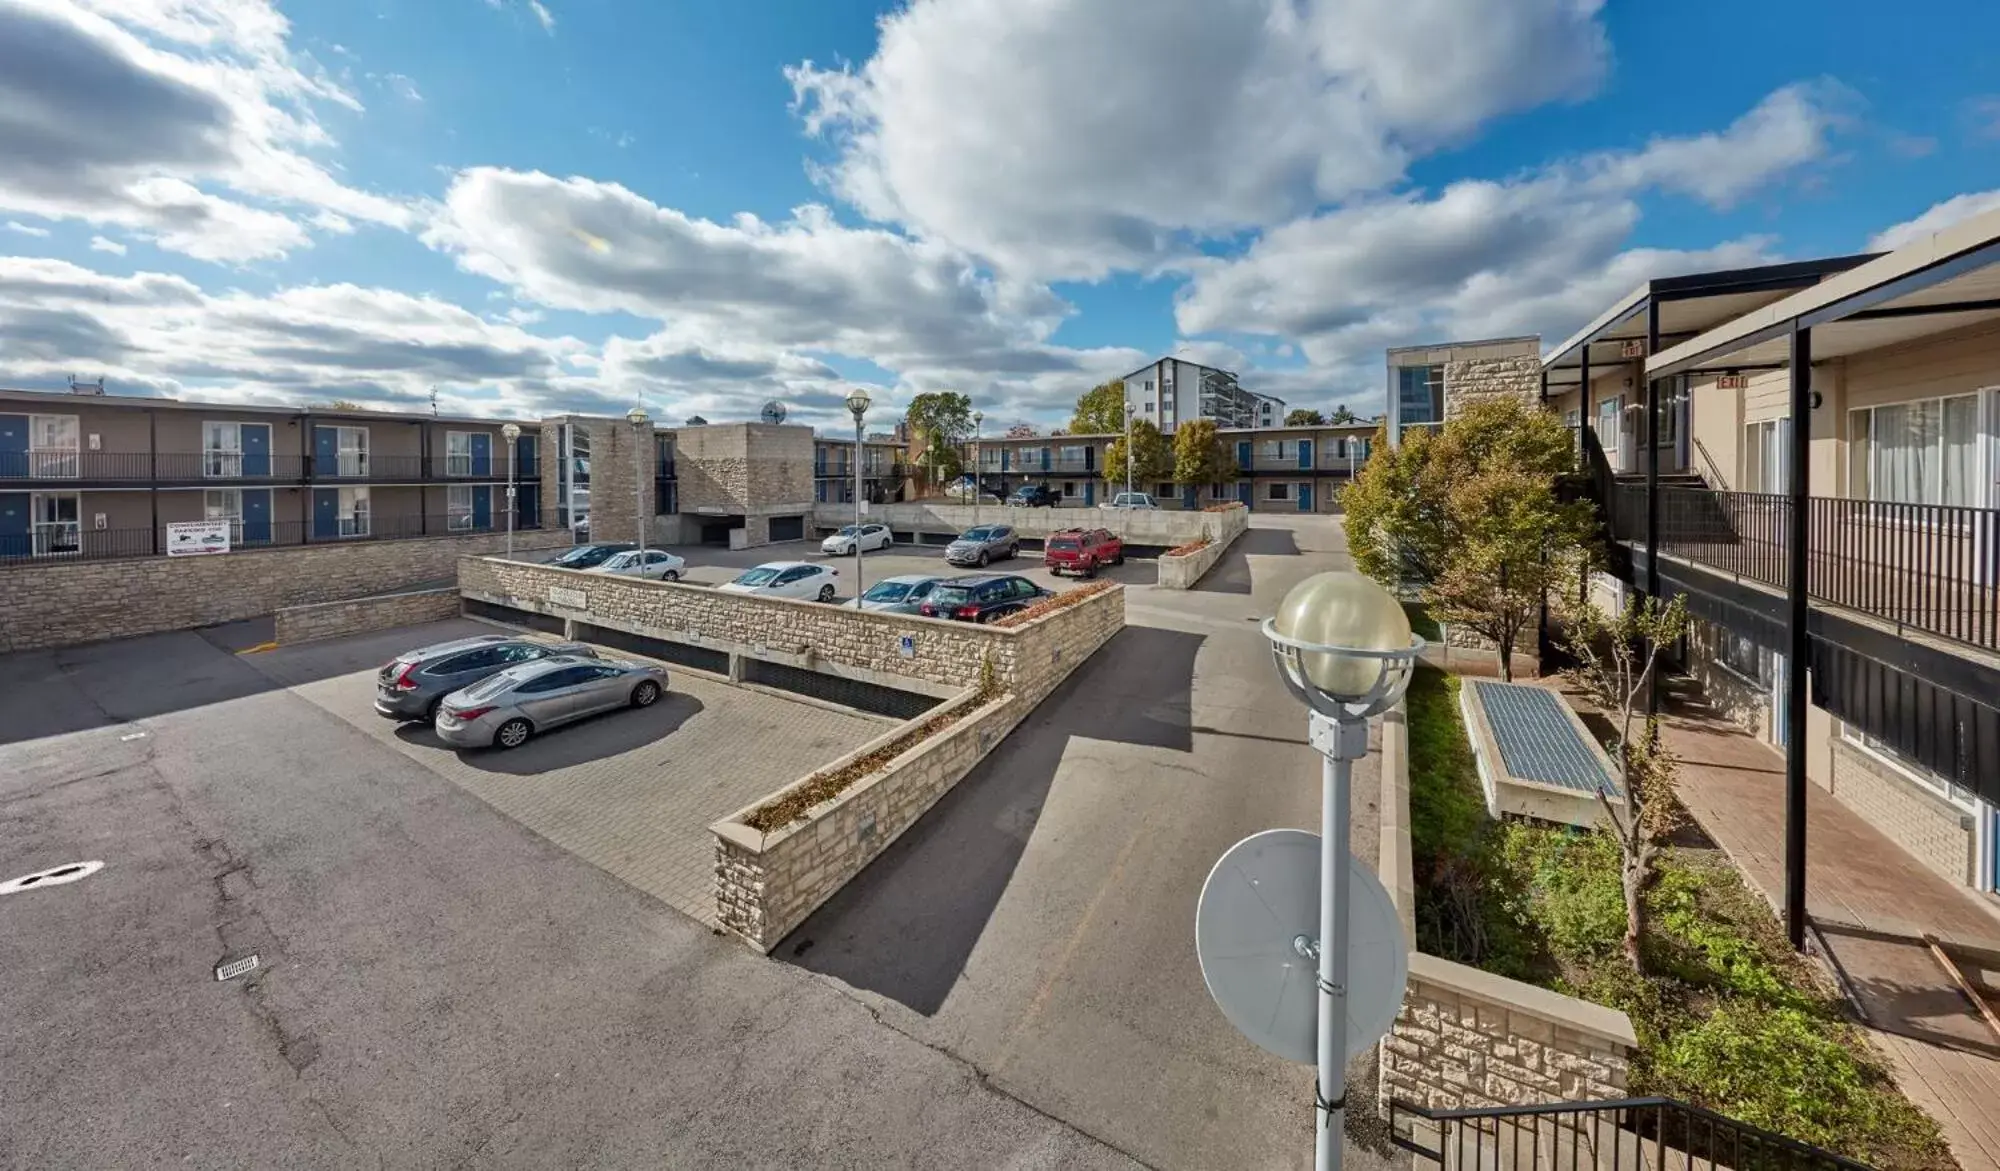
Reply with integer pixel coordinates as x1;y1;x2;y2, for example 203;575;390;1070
991;579;1114;628
1165;538;1211;557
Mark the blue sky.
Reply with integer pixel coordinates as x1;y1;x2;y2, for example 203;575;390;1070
2;0;1997;432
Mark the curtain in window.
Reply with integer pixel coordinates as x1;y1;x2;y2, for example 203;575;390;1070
1943;394;1977;507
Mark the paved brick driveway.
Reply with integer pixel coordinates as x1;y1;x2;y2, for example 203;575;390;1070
261;619;890;924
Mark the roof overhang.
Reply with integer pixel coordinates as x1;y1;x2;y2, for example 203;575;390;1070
1649;207;2000;380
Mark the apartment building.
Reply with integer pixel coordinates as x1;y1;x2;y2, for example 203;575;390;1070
1118;357;1285;432
1545;215;2000;929
1384;336;1544;445
965;421;1375;511
811;435;910;506
0;388;537;562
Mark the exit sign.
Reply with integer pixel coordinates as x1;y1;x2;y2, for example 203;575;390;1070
1620;340;1646;358
1715;374;1749;390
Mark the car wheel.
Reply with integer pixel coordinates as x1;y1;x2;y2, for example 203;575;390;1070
631;680;661;708
425;695;444;724
976;550;989;567
817;583;837;602
663;569;680;582
495;718;532;750
1008;544;1019;559
1112;552;1125;566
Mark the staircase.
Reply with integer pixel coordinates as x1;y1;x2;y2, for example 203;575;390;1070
1391;1097;1872;1170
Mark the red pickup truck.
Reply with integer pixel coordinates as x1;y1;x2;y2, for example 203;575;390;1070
1044;527;1123;577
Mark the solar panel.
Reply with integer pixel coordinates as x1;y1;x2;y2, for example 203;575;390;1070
1474;682;1620;797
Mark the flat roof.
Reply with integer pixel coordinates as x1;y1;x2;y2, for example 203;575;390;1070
1648;206;2000;379
1386;334;1540;357
0;386;537;428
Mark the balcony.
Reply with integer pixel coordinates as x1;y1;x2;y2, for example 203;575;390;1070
1610;483;2000;654
0;451;308;484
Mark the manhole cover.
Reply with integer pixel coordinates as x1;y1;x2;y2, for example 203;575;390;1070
0;860;104;895
215;954;261;982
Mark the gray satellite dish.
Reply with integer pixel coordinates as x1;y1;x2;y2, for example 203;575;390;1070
1195;828;1408;1064
760;400;787;425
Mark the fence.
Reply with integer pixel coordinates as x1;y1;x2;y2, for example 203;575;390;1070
0;452;528;482
1391;1096;1870;1170
0;515;546;568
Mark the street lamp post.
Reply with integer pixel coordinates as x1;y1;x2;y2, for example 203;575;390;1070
1259;573;1421;1171
1124;401;1135;504
626;405;649;552
846;389;872;599
972;410;984;525
501;422;521;557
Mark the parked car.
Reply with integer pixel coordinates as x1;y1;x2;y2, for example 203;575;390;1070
944;524;1019;568
943;477;1002;503
841;574;942;614
588;548;686;581
1044;527;1123;577
717;560;842;602
434;655;669;750
821;523;893;556
1100;492;1159;510
917;574;1053;624
376;635;596;722
550;541;634;570
1007;484;1062;508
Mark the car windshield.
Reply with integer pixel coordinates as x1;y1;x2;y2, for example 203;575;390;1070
927;585;973;607
734;567;781;586
864;581;915;602
836;525;861;536
962;527;998;540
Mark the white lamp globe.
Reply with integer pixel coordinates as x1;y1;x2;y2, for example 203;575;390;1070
501;422;521;441
1272;571;1412;699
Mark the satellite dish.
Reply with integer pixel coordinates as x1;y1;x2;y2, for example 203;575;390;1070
760;400;787;425
1195;828;1407;1064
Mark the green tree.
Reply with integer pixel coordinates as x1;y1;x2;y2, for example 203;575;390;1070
1069;379;1127;435
1172;419;1236;490
316;399;364;411
1342;399;1592;681
1106;418;1173;488
1284;408;1327;427
904;391;973;489
1329;404;1359;425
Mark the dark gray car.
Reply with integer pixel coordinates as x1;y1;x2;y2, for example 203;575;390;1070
944;524;1019;568
375;635;595;721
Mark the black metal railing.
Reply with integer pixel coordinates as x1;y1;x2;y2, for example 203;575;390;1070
0;452;531;483
0;515;543;568
1609;482;2000;652
1391;1096;1872;1170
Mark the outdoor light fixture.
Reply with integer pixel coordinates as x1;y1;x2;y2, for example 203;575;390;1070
1198;571;1421;1171
501;422;522;557
627;406;649;550
972;410;984;522
845;389;871;597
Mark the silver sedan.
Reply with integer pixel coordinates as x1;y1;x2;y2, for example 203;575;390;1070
434;655;669;750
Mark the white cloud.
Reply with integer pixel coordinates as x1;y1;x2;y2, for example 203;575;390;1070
1576;81;1851;209
788;0;1609;280
528;0;553;33
1869;190;2000;252
88;234;126;253
6;220;51;236
0;0;410;262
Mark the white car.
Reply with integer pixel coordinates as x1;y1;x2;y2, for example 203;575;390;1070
1100;492;1159;510
821;523;893;555
717;560;842;602
588;548;686;581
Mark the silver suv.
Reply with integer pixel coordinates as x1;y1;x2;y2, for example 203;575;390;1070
376;635;595;722
944;524;1019;568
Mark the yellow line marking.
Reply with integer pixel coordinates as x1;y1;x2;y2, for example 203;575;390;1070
236;641;279;655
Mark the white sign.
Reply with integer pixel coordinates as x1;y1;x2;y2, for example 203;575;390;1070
1620;339;1646;358
860;500;871;516
166;520;230;557
898;634;914;659
548;586;588;610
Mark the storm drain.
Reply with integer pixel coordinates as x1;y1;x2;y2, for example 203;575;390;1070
1;860;104;895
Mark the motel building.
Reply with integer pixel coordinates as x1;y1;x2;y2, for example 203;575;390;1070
1539;207;2000;933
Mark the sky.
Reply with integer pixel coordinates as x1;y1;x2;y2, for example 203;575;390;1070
2;0;1999;435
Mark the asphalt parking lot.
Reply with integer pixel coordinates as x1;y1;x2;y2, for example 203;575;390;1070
646;534;1155;600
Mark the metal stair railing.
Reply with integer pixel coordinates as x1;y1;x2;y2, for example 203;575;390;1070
1389;1096;1873;1171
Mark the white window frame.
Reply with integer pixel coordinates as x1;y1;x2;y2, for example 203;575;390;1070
1209;482;1232;501
1266;481;1293;502
446;430;474;477
335;426;369;478
30;414;79;479
1848;391;1988;508
203;488;244;543
1840;721;1977;813
30;490;81;556
447;485;475;531
1258;440;1290;461
1061;481;1077;498
203;422;245;478
338;486;370;538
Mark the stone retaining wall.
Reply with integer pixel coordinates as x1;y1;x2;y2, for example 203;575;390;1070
0;528;569;654
274;587;462;645
816;500;1239;548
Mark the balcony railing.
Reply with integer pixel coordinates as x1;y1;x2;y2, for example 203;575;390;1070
1612;483;2000;652
0;452;528;482
0;515;541;568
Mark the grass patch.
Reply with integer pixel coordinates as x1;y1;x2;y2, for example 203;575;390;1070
1405;665;1952;1169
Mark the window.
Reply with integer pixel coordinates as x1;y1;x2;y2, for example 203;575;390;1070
1266;482;1292;501
1059;444;1086;464
1062;481;1076;497
203;422;245;477
1714;628;1767;684
1143;401;1154;414
1743;418;1790;495
335;426;369;477
446;431;474;477
337;486;370;537
448;485;475;531
1210;483;1232;501
1850;393;1982;506
29;415;79;478
1841;722;1976;811
1257;440;1291;461
1396;365;1445;429
30;491;80;555
1155;482;1173;499
776;566;815;584
204;488;243;543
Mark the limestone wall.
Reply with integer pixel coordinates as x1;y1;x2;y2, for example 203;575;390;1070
821;500;1242;549
274;587;461;645
1445;354;1542;416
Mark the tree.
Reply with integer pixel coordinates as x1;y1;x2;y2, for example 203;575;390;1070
1070;380;1127;435
1561;591;1690;974
684;415;709;427
1173;419;1236;490
1106;418;1173;489
316;399;364;411
1005;421;1040;439
904;391;973;489
1329;404;1359;425
1285;408;1327;427
1342;399;1592;680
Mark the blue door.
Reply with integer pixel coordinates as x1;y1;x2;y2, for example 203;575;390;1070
0;415;26;479
1084;482;1096;507
1236;441;1253;472
1298;482;1313;512
1183;485;1197;509
0;491;27;556
312;488;339;538
516;433;538;479
314;426;339;476
242;489;272;542
1041;446;1052;471
1084;446;1096;473
518;483;540;528
1001;448;1010;471
1237;481;1252;506
470;433;492;477
1298;439;1313;469
472;485;492;529
242;424;271;477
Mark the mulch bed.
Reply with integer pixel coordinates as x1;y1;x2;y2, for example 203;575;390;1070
991;579;1114;628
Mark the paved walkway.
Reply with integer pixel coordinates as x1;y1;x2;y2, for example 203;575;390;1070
1660;695;2000;1171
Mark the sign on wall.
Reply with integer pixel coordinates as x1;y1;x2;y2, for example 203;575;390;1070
165;520;231;557
1620;340;1646;358
1714;374;1750;390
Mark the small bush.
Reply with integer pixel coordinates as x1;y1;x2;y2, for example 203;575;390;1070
991;579;1114;628
1164;538;1211;557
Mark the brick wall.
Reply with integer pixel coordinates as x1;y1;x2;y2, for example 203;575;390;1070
1445;355;1542;416
273;587;462;645
0;529;568;654
1828;737;1974;887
